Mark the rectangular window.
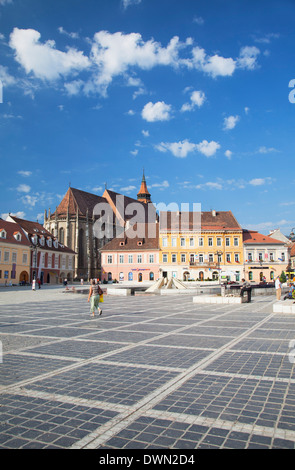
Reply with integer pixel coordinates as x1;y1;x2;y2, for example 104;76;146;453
235;253;240;262
199;237;204;246
171;237;177;247
107;255;113;264
47;253;52;268
218;254;222;263
137;254;142;263
163;253;168;263
234;238;239;246
189;238;194;247
180;238;185;247
12;252;17;263
208;237;213;246
149;254;154;263
199;254;204;263
172;254;177;263
258;252;263;261
128;255;133;263
119;254;124;263
226;253;231;263
248;253;253;262
162;237;168;247
225;238;230;247
55;255;59;269
4;251;9;262
181;253;186;263
217;238;222;246
269;252;274;261
209;253;214;262
281;253;285;262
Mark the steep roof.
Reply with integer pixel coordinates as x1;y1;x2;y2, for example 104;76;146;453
8;216;75;254
103;188;156;225
159;211;242;232
243;230;284;245
0;220;31;247
100;223;159;252
53;187;107;218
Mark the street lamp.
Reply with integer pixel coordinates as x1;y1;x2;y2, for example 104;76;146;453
215;250;223;284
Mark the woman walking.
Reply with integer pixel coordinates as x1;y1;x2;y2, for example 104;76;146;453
87;279;103;317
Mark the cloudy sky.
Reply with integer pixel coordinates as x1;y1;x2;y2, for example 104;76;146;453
0;0;295;234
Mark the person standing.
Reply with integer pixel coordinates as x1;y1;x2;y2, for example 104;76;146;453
275;276;282;301
87;279;103;317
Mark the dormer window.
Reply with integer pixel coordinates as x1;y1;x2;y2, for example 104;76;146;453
31;234;38;245
119;241;125;246
47;238;52;248
39;235;45;246
137;241;143;246
53;240;58;249
0;229;7;239
13;231;22;241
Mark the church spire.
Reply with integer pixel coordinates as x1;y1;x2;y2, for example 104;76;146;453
137;169;151;203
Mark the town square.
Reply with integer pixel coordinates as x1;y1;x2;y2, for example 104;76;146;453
1;0;295;454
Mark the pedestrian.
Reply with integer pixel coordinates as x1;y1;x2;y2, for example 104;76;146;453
87;279;103;317
240;278;248;297
37;278;41;289
32;279;36;291
275;276;282;301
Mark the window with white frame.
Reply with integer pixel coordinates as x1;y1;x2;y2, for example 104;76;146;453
208;237;213;246
269;252;274;261
217;237;222;246
4;251;9;262
225;238;230;246
248;252;253;261
172;254;177;263
163;253;168;263
226;253;231;263
209;253;214;262
107;255;113;264
149;254;154;263
180;238;185;247
281;252;285;261
234;237;239;246
181;253;186;263
199;237;204;246
22;252;28;264
199;254;204;263
12;252;17;263
162;237;168;247
119;254;124;264
48;253;52;268
171;237;177;247
128;254;133;263
258;252;263;261
189;238;194;247
137;254;142;263
0;230;6;239
235;253;240;262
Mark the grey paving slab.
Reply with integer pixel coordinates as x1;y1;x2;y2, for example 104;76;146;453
1;287;295;450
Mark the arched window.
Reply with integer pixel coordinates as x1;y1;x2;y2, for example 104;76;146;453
249;271;253;281
270;271;274;280
59;227;64;244
149;272;154;281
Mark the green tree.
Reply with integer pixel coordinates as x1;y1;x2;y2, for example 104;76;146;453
280;271;286;283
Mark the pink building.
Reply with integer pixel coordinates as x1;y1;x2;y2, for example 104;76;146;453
100;223;160;283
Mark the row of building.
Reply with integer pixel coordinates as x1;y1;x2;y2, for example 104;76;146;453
1;173;294;285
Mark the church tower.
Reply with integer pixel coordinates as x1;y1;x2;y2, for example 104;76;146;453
137;170;151;204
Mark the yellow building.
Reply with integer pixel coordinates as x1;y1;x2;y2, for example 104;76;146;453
159;210;244;282
0;220;31;286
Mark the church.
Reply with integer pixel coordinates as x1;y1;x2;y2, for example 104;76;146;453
43;172;155;280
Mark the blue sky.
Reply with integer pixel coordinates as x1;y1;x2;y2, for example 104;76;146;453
0;0;295;235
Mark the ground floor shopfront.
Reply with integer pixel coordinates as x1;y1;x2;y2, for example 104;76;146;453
244;263;289;283
160;265;243;282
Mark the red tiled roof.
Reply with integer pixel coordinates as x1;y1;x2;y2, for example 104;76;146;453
159;211;242;231
243;230;284;244
52;187;107;218
100;223;159;252
0;220;31;246
290;243;295;257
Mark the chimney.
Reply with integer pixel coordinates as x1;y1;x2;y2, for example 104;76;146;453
212;210;216;217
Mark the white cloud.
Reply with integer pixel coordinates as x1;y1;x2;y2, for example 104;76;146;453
64;79;84;95
142;130;149;137
237;46;260;70
181;90;206;112
156;139;220;158
18;170;32;177
150;180;169;190
120;185;136;192
0;0;13;5
130;149;138;156
16;183;31;193
191;46;236;78
156;140;197;158
193;16;204;25
21;194;38;207
223;114;240;130
225;150;232;159
2;211;25;219
257;146;278;154
9;28;90;81
142;101;172;122
0;65;17;86
122;0;142;9
58;26;79;40
196;181;223;190
196;140;220;157
249;177;273;186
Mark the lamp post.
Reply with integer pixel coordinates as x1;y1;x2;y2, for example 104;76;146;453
215;250;223;284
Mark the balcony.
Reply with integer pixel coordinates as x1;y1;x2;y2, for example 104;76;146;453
189;261;218;268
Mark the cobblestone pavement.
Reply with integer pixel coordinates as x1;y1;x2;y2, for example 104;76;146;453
1;287;295;449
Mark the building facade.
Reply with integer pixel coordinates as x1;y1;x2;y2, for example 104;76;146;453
100;223;159;283
7;216;76;284
43;174;155;280
159;210;244;282
0;219;31;286
243;230;289;282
